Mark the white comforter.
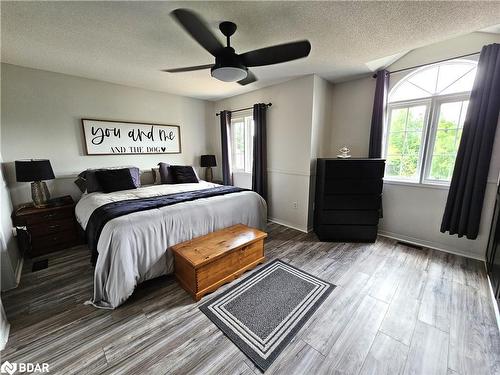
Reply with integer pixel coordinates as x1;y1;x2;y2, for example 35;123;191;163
75;181;267;309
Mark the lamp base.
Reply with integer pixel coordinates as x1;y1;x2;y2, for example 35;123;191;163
205;167;213;182
31;181;51;208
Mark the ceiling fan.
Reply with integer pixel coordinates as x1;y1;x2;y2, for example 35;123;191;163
163;9;312;85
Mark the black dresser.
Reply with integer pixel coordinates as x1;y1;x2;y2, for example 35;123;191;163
314;158;385;242
486;184;500;310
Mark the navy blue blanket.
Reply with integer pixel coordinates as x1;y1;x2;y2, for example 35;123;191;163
86;186;247;263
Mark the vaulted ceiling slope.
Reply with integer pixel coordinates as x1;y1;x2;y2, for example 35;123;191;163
2;1;500;100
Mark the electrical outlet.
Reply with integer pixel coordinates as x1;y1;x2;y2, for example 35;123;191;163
292;202;298;209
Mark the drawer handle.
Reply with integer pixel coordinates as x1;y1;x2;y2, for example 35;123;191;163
44;213;56;219
49;224;61;230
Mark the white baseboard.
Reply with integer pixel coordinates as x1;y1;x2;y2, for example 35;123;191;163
378;230;484;261
487;274;500;333
2;256;24;292
267;222;484;261
15;256;23;286
268;218;308;233
0;322;10;351
0;256;23;349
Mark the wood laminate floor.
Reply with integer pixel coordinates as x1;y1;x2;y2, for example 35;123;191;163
2;223;500;375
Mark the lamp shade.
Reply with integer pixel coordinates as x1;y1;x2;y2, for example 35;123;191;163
200;155;217;167
15;159;55;182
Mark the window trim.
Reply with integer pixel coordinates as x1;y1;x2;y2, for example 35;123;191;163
230;112;254;174
421;92;470;185
230;118;244;173
383;98;432;183
385;92;471;185
384;59;476;186
388;59;477;103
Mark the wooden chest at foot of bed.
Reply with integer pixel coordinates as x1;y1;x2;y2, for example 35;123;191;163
171;224;267;301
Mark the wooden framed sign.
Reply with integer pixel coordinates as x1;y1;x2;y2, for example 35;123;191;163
82;119;181;155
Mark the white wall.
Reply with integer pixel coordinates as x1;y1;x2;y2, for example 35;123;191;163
1;64;22;292
309;75;333;228
1;63;211;206
329;77;376;157
232;172;252;190
311;75;334;163
0;153;21;291
209;75;333;232
326;32;500;259
388;31;500;72
379;178;499;260
210;76;316;232
0;298;9;350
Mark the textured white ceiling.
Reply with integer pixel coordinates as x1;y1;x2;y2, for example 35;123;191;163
2;1;500;100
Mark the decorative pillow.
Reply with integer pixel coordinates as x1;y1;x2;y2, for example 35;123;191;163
170;165;199;184
151;167;162;185
158;162;176;184
94;168;137;193
74;177;87;193
83;167;141;193
192;167;201;181
86;170;103;193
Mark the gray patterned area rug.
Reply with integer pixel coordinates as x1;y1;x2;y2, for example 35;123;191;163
199;259;335;372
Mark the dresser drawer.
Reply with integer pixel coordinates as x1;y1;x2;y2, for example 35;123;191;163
24;208;74;225
324;179;383;195
318;210;380;225
12;195;79;257
324;160;385;179
29;219;76;237
31;230;78;253
315;224;378;242
322;195;381;210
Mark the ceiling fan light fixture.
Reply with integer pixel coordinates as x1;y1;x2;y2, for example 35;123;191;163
166;9;311;86
211;66;247;82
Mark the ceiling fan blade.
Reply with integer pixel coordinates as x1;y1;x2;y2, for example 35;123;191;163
237;70;257;85
171;9;224;56
239;40;311;67
162;64;214;73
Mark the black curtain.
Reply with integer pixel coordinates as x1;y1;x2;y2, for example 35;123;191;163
369;69;389;158
252;103;268;201
220;110;233;185
441;43;500;239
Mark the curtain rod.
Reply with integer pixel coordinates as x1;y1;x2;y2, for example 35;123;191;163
372;51;480;78
216;103;272;116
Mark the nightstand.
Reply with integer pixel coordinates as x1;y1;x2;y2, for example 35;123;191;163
12;195;80;257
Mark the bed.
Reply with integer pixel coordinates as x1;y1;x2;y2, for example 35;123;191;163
75;181;267;309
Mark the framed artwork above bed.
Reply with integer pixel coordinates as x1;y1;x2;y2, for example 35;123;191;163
81;118;181;155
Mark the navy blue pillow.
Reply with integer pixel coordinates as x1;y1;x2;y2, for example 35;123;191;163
170;166;199;183
95;168;137;193
79;167;140;193
158;162;176;184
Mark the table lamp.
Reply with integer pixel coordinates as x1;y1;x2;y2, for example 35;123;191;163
15;159;55;207
200;155;216;182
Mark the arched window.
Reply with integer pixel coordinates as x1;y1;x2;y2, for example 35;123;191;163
384;59;477;183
